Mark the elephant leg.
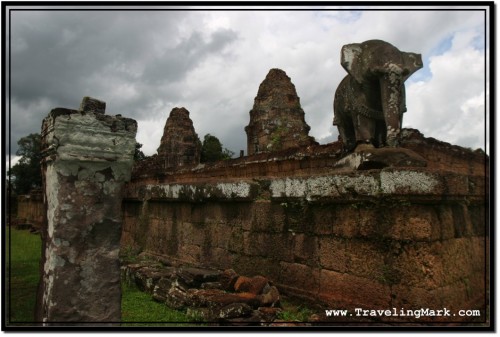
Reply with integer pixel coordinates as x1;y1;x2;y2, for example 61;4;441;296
334;113;356;152
374;120;387;147
353;113;376;146
380;73;403;147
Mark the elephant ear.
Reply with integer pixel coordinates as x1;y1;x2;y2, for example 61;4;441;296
341;43;364;83
401;52;423;81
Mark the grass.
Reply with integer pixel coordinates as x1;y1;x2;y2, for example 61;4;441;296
6;228;193;326
121;281;193;326
6;228;42;323
277;299;315;322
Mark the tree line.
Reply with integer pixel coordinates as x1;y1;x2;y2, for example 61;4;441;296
8;133;234;195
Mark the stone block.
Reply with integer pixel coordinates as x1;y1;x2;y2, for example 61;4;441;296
179;244;202;264
215;224;240;246
319;269;391;309
228;227;244;253
380;170;443;195
207;248;233;270
292;233;318;264
279;262;319;295
248;200;286;233
256;285;280;307
436;205;456;240
234;275;269;295
333;147;427;171
153;277;174;303
392;241;445;289
385;205;439;241
134;266;175;294
319;237;347;273
243;231;293;261
79;96;106;113
440;238;479;285
258;307;282;322
232;256;280;283
219;269;239;291
390;285;442;310
344;240;387;281
217;303;254;320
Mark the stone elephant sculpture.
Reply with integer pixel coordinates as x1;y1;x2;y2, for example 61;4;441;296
333;39;423;152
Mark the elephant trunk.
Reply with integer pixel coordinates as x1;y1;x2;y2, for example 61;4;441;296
379;67;403;147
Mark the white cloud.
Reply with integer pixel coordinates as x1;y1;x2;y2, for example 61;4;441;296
7;7;489;157
405;29;486;151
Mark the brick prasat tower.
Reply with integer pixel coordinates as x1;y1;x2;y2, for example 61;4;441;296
245;68;317;156
157;107;201;169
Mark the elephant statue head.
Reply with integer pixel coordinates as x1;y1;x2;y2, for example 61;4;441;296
334;39;423;151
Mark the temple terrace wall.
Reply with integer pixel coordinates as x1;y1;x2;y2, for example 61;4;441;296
121;157;487;320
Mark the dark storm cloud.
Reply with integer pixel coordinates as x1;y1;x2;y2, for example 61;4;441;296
142;28;238;85
6;7;488;162
7;10;237;155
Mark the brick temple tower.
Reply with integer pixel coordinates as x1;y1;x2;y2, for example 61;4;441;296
157;107;201;169
245;68;317;156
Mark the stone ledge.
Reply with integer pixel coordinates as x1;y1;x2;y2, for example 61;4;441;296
124;169;484;202
129;181;260;202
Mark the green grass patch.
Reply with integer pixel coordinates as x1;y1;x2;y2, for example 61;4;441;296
277;298;315;322
6;228;42;323
6;228;196;325
121;282;194;326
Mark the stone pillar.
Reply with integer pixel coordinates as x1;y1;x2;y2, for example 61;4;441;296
37;97;137;323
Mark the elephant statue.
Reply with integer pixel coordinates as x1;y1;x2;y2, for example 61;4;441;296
333;39;423;152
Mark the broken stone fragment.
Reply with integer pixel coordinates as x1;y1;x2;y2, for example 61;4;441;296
334;146;427;171
256;285;280;307
79;96;106;114
234;275;269;295
220;269;239;291
134;266;175;294
217;303;254;320
258;307;283;322
222;310;263;325
201;281;223;290
165;287;191;310
152;277;174;303
173;267;222;289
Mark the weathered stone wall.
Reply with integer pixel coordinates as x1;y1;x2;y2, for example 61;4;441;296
127;129;486;185
14;190;44;230
17;121;487;322
37;98;137;323
122;147;487;321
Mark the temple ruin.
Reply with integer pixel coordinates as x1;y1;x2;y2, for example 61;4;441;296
14;61;488;325
245;68;317;156
157;107;201;169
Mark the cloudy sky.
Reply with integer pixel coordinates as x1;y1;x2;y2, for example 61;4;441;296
6;4;490;166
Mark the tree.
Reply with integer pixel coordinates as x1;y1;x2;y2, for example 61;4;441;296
200;134;234;163
8;133;42;195
134;142;147;162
